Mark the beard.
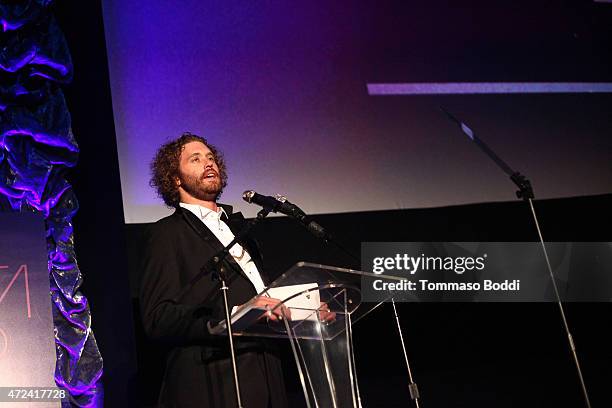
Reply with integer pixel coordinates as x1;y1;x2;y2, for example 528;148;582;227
178;171;222;202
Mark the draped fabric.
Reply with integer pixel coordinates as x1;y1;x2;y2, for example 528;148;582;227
1;2;103;406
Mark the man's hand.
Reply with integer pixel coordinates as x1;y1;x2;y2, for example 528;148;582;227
317;302;336;322
249;296;291;321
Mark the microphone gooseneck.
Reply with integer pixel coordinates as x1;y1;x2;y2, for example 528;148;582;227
242;190;330;241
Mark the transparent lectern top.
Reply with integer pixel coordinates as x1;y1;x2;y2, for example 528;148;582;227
209;262;406;340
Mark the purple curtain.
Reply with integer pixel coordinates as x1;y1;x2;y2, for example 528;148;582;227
1;1;103;406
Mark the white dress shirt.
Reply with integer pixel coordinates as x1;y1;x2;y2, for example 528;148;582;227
179;203;267;295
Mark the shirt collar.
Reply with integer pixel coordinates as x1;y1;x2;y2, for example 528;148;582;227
179;202;228;222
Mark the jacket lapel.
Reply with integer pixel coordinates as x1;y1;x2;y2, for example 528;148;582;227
223;209;268;285
177;206;251;282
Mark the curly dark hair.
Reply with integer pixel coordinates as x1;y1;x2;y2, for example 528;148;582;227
150;132;228;207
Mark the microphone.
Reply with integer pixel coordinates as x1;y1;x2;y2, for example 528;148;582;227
242;190;330;241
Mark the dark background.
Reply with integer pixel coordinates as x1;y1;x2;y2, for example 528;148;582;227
52;1;611;407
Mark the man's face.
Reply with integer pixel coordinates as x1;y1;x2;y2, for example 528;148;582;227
176;141;222;202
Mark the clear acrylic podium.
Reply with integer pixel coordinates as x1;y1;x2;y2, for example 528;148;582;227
210;262;406;408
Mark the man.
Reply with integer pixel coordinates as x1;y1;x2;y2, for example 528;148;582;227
140;132;288;408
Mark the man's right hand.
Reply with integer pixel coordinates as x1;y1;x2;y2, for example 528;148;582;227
249;296;291;321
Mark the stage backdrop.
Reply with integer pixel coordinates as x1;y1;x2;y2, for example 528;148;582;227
0;213;57;407
101;1;612;223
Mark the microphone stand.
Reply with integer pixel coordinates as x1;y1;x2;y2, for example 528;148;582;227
440;106;592;408
174;207;273;408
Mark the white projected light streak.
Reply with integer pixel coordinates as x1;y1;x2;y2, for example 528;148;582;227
367;82;612;95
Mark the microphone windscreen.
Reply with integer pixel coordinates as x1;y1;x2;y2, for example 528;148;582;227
242;190;255;203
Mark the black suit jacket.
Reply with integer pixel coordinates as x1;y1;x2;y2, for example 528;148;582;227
139;205;287;408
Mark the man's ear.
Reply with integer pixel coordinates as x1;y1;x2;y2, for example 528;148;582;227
175;176;181;187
